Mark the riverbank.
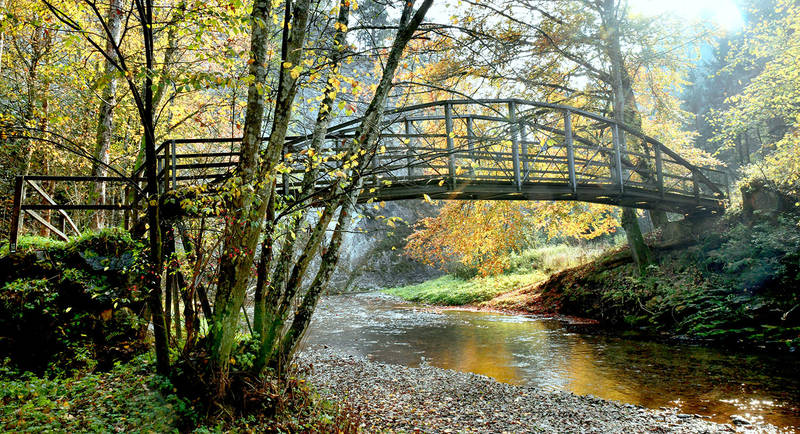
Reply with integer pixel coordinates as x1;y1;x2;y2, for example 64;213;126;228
385;211;800;352
384;244;607;306
301;345;776;433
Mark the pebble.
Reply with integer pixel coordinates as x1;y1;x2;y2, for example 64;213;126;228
300;346;781;434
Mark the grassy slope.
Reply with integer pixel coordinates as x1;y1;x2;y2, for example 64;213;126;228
384;244;608;306
385;271;548;305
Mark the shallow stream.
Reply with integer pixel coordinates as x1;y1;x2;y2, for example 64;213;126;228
304;292;799;429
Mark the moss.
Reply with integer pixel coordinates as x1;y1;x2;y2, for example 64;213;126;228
0;235;66;256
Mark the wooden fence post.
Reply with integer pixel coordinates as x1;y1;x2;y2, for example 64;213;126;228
654;141;664;198
170;140;177;191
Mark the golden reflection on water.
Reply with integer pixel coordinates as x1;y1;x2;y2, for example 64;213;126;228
305;295;800;429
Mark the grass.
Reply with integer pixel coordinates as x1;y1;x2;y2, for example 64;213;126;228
385;243;608;306
384;271;548;305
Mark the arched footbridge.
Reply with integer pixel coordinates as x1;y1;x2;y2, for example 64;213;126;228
8;99;728;251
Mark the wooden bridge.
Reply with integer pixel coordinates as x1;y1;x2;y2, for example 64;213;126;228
8;99;729;252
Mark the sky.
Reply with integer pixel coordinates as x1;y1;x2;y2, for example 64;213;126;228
432;0;745;32
630;0;744;31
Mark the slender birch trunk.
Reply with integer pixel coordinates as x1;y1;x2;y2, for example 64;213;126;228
90;0;123;231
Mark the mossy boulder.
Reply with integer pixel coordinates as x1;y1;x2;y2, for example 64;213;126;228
0;229;147;374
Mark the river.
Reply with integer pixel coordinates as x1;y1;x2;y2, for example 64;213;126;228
303;292;800;429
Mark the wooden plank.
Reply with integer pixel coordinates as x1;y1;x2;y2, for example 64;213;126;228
444;103;457;187
564;110;577;193
24;209;69;241
25;180;81;236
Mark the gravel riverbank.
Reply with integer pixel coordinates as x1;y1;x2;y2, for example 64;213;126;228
300;346;782;433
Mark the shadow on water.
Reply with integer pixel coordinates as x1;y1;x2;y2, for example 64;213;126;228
303;292;800;429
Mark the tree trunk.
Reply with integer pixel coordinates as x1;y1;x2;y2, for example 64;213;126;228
139;0;169;376
206;0;313;386
602;0;651;270
89;0;123;231
273;192;356;370
259;0;434;373
621;207;651;271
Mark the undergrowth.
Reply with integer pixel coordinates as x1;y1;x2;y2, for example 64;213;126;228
533;213;800;350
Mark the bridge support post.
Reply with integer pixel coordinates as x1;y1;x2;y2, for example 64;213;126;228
612;124;625;193
564;109;577;193
444;103;457;189
9;175;24;253
509;101;522;191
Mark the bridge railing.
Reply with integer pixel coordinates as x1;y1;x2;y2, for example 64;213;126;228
306;99;726;207
152;99;727;210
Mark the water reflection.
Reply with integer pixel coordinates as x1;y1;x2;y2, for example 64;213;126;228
303;293;800;429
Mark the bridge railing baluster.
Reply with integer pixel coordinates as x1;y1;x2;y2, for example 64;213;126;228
612;123;625;193
564;109;577;193
654;140;664;198
466;117;475;177
444;103;457;188
509;101;522;191
520;120;529;183
170;140;177;191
